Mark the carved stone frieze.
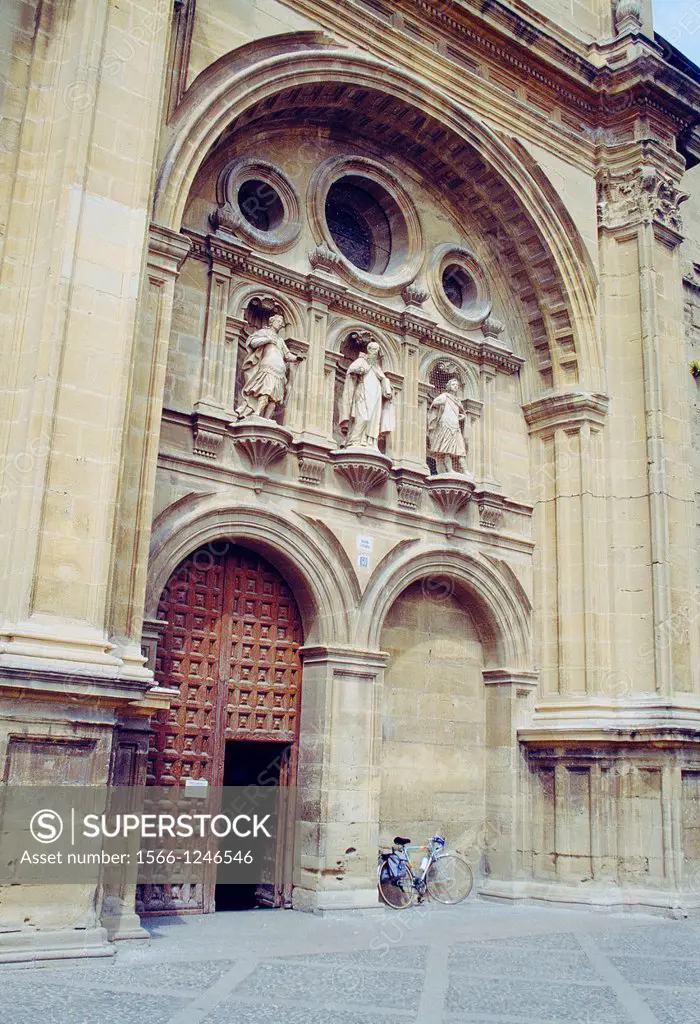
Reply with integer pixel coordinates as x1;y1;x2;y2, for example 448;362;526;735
185;232;524;377
394;467;428;512
298;458;326;486
597;167;689;234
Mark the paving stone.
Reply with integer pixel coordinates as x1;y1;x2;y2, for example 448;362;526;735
0;958;238;993
234;960;421;1011
448;945;599;981
450;932;583;953
637;986;700;1024
203;1004;408;1024
611;954;700;987
277;945;428;970
445;976;630;1023
592;924;700;958
0;981;188;1024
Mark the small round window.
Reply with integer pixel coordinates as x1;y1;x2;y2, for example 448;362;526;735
237;179;285;233
442;264;478;311
430;244;491;327
324;176;397;274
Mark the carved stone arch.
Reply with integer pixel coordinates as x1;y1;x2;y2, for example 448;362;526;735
228;282;305;338
419;351;480;400
147;493;357;646
154;44;602;398
358;545;532;670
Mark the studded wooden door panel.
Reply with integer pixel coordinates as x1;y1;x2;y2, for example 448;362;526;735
147;552;225;786
223;553;303;742
141;543;303;915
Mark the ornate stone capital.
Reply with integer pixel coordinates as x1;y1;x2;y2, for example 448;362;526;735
191;405;229;460
597;166;688;235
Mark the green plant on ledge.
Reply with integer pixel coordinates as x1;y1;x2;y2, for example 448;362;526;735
691;361;700;379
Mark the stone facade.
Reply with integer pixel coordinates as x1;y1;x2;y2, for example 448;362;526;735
2;0;700;960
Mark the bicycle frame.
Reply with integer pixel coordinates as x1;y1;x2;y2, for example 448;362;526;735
393;835;446;894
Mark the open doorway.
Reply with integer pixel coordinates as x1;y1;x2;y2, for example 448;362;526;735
215;739;291;911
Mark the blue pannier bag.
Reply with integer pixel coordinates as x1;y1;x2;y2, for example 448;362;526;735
385;851;403;880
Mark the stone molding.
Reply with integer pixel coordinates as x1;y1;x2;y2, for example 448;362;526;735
522;390;609;435
185;232;523;376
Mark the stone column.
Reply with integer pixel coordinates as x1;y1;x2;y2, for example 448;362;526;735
0;0;173;689
107;226;191;670
294;646;387;910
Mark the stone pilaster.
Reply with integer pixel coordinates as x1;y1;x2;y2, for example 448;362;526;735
480;670;537;889
524;392;609;698
598;141;698;698
192;250;234;447
107;226;191;673
0;0;172;693
294;646;387;910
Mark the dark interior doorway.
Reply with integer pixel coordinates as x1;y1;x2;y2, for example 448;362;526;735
215;739;290;911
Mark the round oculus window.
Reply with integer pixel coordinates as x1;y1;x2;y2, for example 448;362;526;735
237;179;285;233
324;177;396;274
442;263;478;312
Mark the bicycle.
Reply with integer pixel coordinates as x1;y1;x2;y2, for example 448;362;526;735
377;834;473;909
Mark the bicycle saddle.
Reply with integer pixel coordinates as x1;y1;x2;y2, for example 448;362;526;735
394;836;411;846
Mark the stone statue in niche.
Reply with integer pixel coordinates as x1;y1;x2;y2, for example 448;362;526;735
428;378;470;474
234;313;302;421
339;340;395;448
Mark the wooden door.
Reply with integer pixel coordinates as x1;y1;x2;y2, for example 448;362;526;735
137;543;303;915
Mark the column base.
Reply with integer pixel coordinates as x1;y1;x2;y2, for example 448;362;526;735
478;877;700;917
292;885;380;913
0;927;115;965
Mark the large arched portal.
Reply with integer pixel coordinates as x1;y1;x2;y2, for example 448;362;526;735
141;541;303;914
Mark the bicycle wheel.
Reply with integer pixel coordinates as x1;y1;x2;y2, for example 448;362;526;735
425;854;473;904
377;861;416;909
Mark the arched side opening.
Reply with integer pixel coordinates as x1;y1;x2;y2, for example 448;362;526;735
378;579;485;861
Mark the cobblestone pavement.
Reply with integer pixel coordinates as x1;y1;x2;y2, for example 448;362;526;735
2;900;700;1023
